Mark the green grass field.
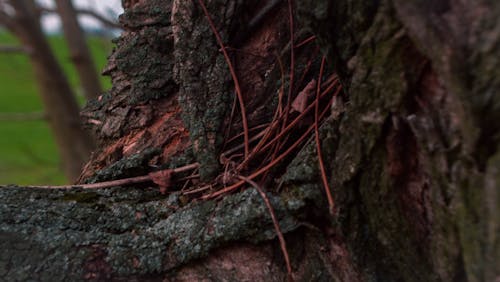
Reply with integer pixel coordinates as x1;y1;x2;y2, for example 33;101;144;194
0;32;113;185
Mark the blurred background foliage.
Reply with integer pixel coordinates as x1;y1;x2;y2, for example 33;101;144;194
0;25;113;184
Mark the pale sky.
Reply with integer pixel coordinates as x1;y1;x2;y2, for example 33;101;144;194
36;0;123;32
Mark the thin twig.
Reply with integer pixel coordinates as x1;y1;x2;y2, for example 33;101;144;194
180;170;199;192
238;79;339;171
198;0;250;159
176;173;200;183
314;57;335;215
255;81;338;154
183;184;213;195
294;35;316;49
20;163;199;190
276;53;286;117
222;93;238;151
180;169;200;191
237;175;293;279
237;54;287;170
39;6;120;29
221;129;268;159
295;47;319;91
264;78;341;178
225;123;270;145
270;0;297;170
285;0;295;121
279;0;296;136
202;97;334;200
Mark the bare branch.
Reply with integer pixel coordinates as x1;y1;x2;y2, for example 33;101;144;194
39;6;121;30
70;7;121;29
21;163;199;189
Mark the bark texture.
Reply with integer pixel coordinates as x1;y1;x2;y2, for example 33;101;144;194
0;0;498;281
295;1;500;280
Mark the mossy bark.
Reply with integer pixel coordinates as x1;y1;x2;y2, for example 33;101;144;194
0;184;327;280
0;0;498;281
296;0;499;280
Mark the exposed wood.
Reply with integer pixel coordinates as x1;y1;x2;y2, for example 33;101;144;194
23;162;198;190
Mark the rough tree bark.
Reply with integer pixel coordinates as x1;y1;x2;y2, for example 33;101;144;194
55;0;103;100
0;0;498;281
0;0;94;182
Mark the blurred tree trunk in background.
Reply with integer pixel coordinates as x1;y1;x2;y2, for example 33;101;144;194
55;0;102;100
0;0;94;181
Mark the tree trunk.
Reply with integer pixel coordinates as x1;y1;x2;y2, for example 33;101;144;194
0;0;498;281
5;0;94;182
55;0;103;101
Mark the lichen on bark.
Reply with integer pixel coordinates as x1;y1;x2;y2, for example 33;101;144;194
0;0;498;280
171;0;239;181
295;0;499;281
0;183;324;280
80;0;191;182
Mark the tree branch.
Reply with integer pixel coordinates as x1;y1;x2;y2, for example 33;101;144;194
39;6;121;30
